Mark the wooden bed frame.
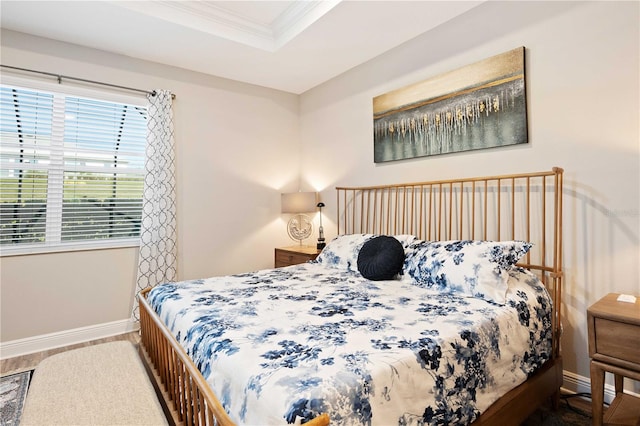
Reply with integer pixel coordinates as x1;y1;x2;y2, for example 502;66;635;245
138;167;564;426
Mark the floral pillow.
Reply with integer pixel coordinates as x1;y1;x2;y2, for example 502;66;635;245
316;234;418;272
403;240;532;304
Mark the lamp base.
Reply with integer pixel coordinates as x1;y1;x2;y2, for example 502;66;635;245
316;221;326;250
287;215;312;243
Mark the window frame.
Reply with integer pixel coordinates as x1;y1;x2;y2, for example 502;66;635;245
0;75;148;257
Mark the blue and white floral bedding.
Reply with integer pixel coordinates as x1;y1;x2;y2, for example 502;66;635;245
147;238;552;426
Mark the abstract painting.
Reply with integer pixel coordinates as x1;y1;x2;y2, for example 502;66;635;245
373;47;527;163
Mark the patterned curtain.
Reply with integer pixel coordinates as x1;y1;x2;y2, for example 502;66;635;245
132;90;177;321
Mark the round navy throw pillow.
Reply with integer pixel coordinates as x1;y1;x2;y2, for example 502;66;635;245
357;236;405;281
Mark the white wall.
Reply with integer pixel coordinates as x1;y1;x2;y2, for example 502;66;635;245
299;1;639;390
0;30;302;342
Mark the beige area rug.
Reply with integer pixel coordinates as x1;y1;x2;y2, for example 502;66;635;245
20;341;167;426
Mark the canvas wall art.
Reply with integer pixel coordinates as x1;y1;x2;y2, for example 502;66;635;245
373;47;527;163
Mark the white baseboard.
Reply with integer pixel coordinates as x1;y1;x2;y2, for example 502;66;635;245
562;369;640;404
0;319;139;360
562;369;612;404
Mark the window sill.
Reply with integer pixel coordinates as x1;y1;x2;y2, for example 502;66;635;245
0;239;140;257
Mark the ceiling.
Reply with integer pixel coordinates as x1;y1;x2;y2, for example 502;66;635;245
0;1;484;94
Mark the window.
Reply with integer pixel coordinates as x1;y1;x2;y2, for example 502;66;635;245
0;81;147;254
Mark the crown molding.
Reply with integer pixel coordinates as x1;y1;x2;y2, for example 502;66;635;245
111;0;341;52
272;0;342;49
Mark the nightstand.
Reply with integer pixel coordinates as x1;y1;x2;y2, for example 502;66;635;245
274;246;321;268
587;293;640;426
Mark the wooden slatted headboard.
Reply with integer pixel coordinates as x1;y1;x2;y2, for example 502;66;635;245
336;167;564;357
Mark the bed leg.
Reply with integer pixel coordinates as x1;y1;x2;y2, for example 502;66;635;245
550;388;560;410
551;355;563;411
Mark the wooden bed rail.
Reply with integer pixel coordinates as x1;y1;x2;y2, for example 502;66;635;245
139;287;331;426
139;287;234;426
336;167;564;358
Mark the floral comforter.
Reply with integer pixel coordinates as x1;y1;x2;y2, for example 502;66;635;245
147;262;552;425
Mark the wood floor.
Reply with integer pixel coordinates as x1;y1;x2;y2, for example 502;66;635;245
0;331;140;376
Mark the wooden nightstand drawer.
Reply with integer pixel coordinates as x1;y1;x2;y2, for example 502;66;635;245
276;251;310;266
594;318;640;365
274;246;320;268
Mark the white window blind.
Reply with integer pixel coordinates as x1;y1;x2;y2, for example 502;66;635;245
0;83;147;254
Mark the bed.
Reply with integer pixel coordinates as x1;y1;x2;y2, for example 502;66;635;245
138;167;564;426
